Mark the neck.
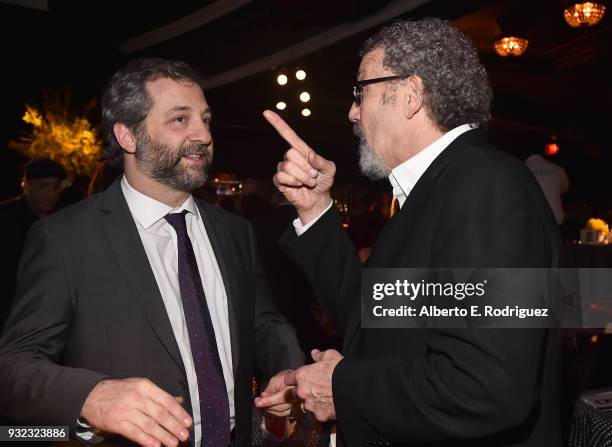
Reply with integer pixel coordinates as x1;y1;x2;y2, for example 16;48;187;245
124;163;189;208
391;118;444;169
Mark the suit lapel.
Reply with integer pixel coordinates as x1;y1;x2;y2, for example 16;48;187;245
196;201;241;376
98;180;185;373
368;129;490;267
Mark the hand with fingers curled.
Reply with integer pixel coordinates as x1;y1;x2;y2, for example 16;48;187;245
263;110;336;225
284;349;344;422
80;377;192;447
253;369;301;419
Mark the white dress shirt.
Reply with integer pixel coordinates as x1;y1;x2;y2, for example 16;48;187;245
121;176;235;447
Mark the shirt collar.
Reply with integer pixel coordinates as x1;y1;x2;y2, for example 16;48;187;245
389;124;475;208
120;176;199;230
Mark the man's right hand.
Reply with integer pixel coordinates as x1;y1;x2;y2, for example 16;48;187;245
264;110;336;225
80;378;192;447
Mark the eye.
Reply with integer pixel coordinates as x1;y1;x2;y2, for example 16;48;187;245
202;116;212;125
174;116;186;123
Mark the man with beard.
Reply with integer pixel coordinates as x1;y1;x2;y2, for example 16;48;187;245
0;58;303;447
257;18;562;447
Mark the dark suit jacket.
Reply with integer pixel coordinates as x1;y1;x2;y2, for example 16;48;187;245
0;196;39;329
0;179;304;446
280;129;563;446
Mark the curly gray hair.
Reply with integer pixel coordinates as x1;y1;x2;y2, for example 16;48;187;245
361;18;492;131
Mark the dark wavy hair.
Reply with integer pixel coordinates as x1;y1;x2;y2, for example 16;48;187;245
361;18;492;132
100;58;204;168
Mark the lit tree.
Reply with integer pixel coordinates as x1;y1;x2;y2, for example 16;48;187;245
9;92;102;177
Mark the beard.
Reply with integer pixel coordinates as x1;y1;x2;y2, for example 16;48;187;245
353;124;390;180
134;130;213;192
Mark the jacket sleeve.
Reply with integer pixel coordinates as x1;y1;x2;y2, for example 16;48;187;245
0;221;108;425
279;207;362;336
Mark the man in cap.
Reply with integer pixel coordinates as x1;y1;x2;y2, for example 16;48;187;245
0;157;66;328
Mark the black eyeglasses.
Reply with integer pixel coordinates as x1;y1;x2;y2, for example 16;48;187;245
352;75;407;106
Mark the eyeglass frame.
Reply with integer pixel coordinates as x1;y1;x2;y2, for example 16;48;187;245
352;75;408;106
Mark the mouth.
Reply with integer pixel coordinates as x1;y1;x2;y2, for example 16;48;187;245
182;153;206;162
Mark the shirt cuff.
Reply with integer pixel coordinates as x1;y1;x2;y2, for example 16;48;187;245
293;200;333;236
75;418;105;444
259;413;285;440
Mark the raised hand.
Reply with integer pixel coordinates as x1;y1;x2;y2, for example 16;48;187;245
80;377;192;447
264;110;336;224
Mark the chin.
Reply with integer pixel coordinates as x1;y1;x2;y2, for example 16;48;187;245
183;174;208;191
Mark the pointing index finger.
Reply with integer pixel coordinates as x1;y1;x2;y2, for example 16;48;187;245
263;110;311;157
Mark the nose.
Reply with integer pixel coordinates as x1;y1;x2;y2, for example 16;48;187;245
348;102;360;123
42;186;54;200
190;119;212;147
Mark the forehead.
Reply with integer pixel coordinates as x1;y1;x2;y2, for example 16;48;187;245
358;47;391;79
145;77;208;112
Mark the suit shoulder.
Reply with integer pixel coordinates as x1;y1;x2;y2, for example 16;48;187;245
37;194;104;235
449;140;532;187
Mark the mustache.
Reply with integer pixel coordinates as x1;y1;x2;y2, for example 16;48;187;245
353;124;364;138
178;143;210;157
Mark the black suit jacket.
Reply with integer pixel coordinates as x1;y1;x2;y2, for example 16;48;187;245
0;179;304;446
0;196;39;329
281;129;563;446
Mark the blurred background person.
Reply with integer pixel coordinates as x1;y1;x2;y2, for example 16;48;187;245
0;157;66;329
240;192;272;221
525;151;570;225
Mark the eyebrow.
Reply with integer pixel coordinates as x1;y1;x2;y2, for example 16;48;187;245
165;106;213;115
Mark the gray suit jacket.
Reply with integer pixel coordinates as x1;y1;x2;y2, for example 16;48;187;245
0;179;304;446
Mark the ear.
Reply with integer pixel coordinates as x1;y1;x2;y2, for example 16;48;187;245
404;75;425;119
113;122;138;154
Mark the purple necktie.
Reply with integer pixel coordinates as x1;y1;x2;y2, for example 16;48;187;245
164;211;230;447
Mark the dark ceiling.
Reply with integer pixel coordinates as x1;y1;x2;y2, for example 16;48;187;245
1;0;610;200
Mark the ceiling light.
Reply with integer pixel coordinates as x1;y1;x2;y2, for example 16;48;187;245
301;108;311;117
299;91;310;103
277;74;288;85
494;36;529;57
564;2;606;27
296;70;306;80
275;102;287;110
